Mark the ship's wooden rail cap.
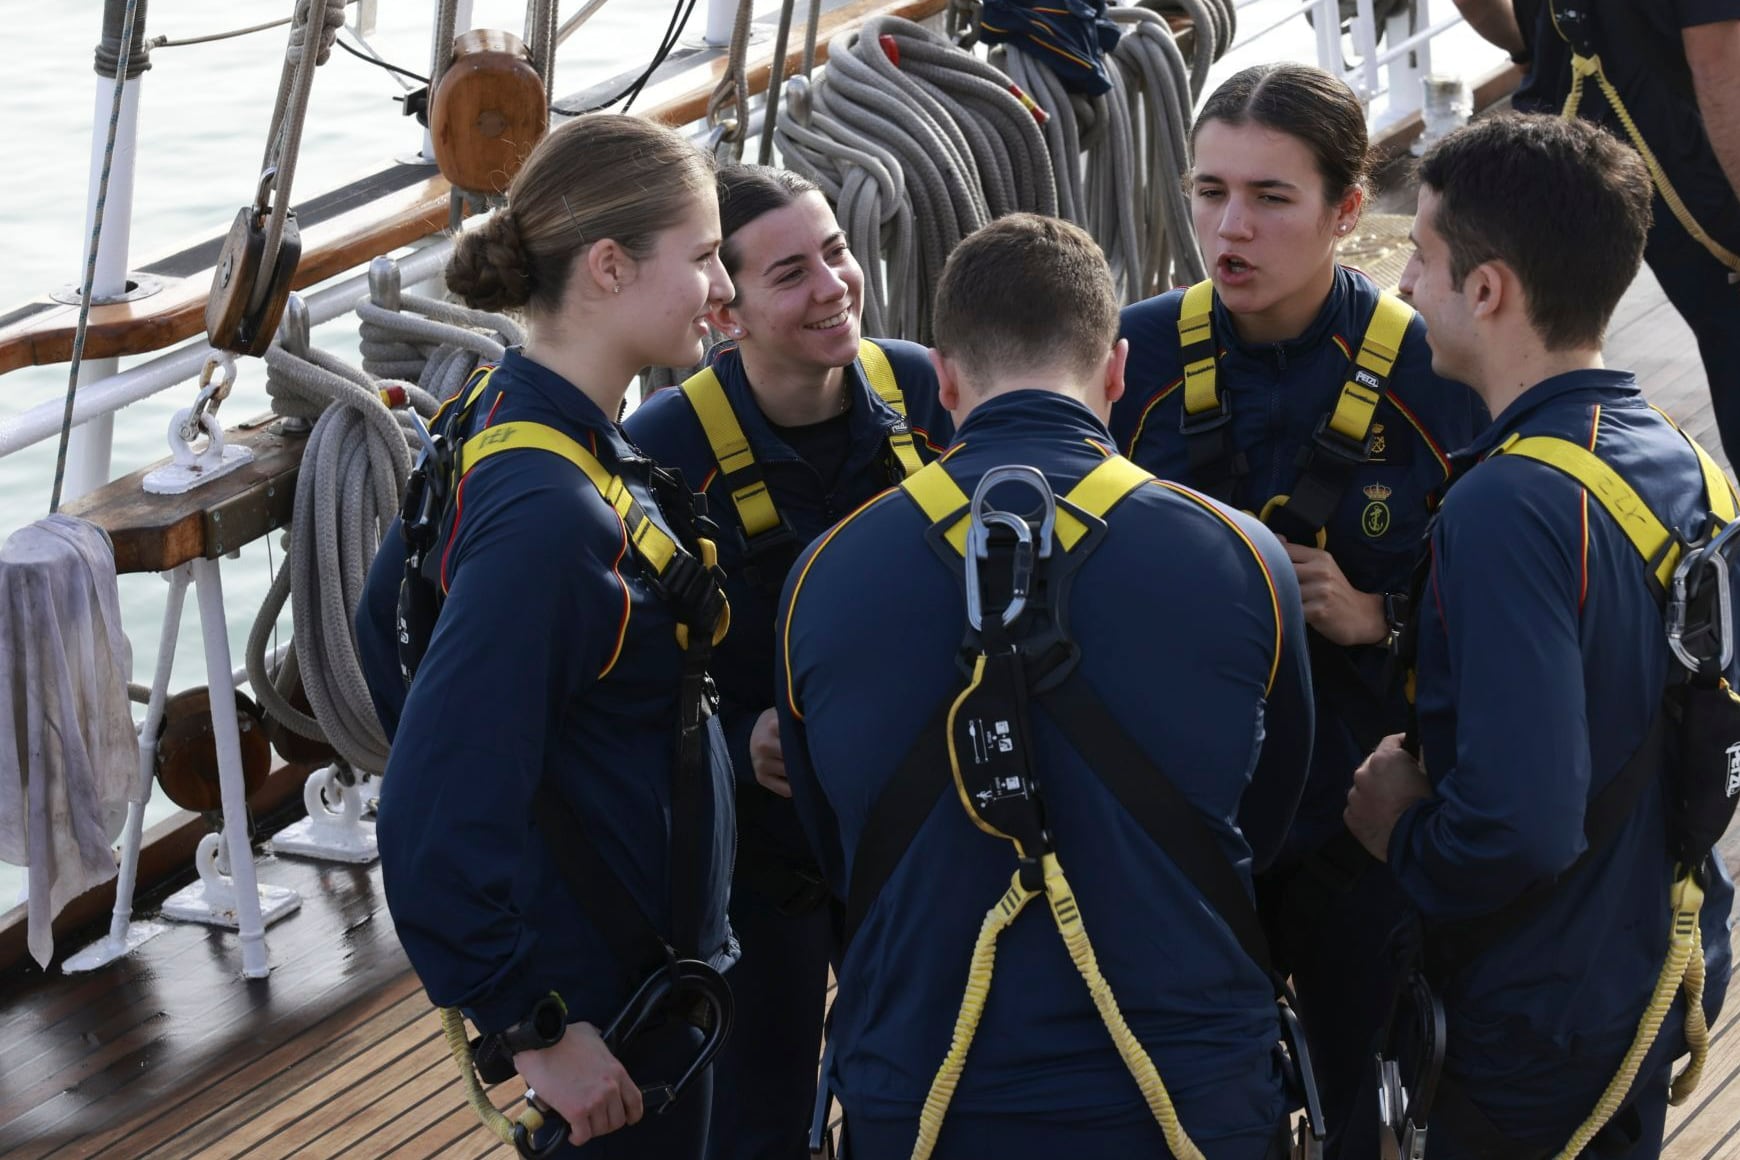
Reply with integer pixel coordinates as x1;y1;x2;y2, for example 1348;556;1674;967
0;0;949;380
61;413;304;574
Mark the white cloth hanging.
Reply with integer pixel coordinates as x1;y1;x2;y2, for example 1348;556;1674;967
0;514;136;968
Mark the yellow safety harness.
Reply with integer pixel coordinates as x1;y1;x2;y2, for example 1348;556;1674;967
1486;426;1738;1156
1175;280;1414;546
1549;0;1740;279
897;454;1207;1160
680;340;924;587
400;369;733;1157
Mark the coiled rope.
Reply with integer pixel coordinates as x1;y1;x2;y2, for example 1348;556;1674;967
776;18;1053;342
245;337;438;774
991;3;1208;299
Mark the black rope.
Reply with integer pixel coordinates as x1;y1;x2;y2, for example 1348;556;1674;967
334;33;431;85
551;0;701;116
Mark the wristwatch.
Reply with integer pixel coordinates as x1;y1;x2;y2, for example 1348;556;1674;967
495;992;568;1056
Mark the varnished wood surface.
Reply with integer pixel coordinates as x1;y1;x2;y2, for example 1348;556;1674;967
59;413;306;575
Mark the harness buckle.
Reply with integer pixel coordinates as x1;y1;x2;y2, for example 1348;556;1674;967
1669;519;1739;675
1308;411;1376;468
1178;401;1233;437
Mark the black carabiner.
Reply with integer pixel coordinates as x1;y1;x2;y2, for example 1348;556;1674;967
602;959;735;1115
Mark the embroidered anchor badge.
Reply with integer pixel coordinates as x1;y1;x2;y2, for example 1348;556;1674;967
1362;482;1393;538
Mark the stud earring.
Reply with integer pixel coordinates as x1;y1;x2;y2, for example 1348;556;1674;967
732;326;745;337
613;283;621;294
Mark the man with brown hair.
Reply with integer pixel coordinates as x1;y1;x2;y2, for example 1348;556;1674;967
774;213;1314;1157
1347;113;1735;1156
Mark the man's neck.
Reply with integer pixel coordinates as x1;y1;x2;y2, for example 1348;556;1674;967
1476;342;1605;423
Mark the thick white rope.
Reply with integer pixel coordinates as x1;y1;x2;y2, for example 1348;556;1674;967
247;343;438;773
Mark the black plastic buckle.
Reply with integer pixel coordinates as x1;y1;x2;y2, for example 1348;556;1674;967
1178;401;1234;437
741;522;805;592
1308;411;1376;468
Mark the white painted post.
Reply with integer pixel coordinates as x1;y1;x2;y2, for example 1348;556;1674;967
706;0;738;47
62;53;145;504
192;557;272;978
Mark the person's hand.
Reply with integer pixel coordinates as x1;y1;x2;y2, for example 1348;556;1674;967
1284;541;1388;646
750;707;790;798
1345;733;1432;862
513;1021;644;1146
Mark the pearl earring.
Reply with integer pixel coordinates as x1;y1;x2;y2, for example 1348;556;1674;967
732;326;744;337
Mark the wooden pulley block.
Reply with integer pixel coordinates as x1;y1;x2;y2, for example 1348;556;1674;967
431;29;548;197
263;663;337;767
205;204;302;357
154;687;272;813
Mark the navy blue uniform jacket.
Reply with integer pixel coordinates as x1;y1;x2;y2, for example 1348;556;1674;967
359;349;738;1034
1113;266;1483;861
624;339;950;867
1397;370;1735;1132
776;390;1314;1149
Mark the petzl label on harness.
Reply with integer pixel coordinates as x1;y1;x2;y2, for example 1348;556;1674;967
949;652;1046;856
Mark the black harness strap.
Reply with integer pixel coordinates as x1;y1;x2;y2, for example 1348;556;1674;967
1041;672;1275;979
1425;708;1670;983
841;701;953;951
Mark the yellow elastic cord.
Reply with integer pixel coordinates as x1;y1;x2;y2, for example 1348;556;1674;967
911;853;1204;1160
438;1006;528;1148
1554;872;1708;1158
1037;853;1204;1160
1564;55;1740;276
911;872;1042;1160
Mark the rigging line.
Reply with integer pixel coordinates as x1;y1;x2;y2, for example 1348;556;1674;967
550;0;699;116
49;0;142;515
147;15;292;50
334;31;430;86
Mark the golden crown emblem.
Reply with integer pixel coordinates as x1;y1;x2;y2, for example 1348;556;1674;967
1363;483;1393;501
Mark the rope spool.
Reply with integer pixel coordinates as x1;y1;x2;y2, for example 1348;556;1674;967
154;687;272;813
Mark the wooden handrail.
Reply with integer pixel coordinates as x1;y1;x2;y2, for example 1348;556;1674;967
0;0;947;380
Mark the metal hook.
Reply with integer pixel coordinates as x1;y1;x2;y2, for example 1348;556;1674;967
253;166;280;215
1669;519;1740;673
963;466;1055;631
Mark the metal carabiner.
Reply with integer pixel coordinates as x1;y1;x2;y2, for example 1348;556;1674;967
963;466;1056;632
1669;519;1740;674
253;166;280;217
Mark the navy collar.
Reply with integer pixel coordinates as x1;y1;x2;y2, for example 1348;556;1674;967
499;348;642;462
1463;367;1640;459
1211;264;1360;360
953;389;1113;447
708;343;903;464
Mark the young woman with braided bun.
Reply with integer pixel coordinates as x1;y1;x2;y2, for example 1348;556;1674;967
358;114;739;1157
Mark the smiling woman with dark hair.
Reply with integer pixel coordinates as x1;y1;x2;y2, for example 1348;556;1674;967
625;162;951;1160
1109;62;1486;1158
